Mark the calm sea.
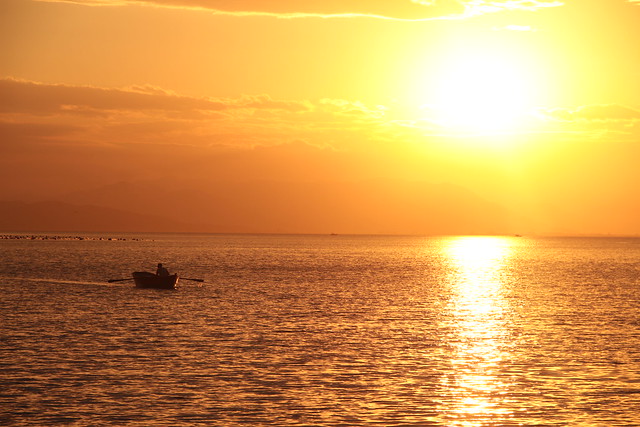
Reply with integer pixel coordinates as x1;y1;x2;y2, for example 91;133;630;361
1;233;640;426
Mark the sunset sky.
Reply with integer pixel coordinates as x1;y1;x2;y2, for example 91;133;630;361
1;0;640;235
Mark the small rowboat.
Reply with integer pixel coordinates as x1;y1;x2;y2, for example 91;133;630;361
132;271;178;289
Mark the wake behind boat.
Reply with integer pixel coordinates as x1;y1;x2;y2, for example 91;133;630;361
132;271;179;289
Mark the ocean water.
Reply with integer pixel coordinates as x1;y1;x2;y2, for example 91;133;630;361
1;233;640;426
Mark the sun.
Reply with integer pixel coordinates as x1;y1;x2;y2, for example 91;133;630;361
433;52;532;132
414;41;543;135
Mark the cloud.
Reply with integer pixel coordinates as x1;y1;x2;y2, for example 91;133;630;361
0;78;392;151
228;94;312;112
5;78;638;156
542;104;640;122
36;0;562;20
0;78;309;114
462;0;563;14
0;78;228;115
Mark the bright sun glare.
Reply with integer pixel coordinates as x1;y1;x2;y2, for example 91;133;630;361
421;44;540;135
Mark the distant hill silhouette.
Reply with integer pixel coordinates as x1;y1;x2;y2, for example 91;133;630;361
43;179;520;235
0;200;202;233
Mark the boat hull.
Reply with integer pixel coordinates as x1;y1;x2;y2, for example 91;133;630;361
132;272;178;289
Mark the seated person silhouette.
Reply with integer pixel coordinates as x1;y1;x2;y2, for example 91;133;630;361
156;263;170;276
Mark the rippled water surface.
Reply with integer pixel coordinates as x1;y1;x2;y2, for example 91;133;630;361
2;234;640;426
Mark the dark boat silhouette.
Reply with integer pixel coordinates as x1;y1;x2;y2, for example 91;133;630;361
132;271;178;289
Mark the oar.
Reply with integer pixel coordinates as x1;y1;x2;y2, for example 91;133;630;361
181;278;204;282
108;277;134;283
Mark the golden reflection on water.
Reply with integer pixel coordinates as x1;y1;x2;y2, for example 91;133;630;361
441;236;514;425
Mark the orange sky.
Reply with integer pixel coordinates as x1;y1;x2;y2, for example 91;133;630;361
1;0;640;235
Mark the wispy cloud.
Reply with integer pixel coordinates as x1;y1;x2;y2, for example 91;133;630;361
0;78;390;150
542;104;640;122
3;79;638;152
0;78;315;120
0;78;229;114
36;0;563;20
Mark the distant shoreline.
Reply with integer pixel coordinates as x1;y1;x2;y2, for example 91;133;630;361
0;234;145;241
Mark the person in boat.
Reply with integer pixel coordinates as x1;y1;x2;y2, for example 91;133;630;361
156;263;170;276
